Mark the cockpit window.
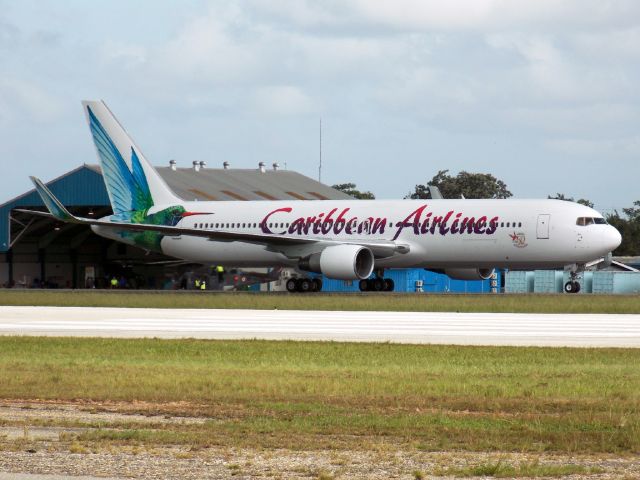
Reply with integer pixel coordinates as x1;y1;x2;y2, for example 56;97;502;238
576;217;607;226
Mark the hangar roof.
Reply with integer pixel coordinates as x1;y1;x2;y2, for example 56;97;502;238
83;164;352;202
0;164;352;253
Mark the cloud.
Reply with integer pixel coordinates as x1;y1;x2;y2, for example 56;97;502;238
249;0;640;32
101;41;147;68
0;18;19;45
0;78;63;123
0;0;638;209
155;5;263;85
571;27;640;61
253;85;316;115
546;135;640;157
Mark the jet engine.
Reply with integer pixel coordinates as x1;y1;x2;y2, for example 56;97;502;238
443;268;494;281
299;245;374;280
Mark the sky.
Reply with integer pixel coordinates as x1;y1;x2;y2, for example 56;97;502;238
0;0;639;213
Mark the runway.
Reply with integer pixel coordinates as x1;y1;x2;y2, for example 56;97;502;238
0;306;639;347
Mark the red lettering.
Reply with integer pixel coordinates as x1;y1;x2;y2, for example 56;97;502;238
312;213;324;234
486;216;499;235
260;207;292;234
346;218;357;234
333;208;349;234
322;208;338;234
439;211;454;235
371;217;386;234
474;216;487;234
420;212;432;234
289;218;305;235
392;205;427;241
429;216;443;234
450;212;462;234
460;217;475;234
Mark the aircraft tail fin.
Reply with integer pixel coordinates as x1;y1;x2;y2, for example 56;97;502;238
29;176;78;222
81;100;180;218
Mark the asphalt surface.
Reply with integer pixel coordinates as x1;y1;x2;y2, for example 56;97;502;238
0;306;639;347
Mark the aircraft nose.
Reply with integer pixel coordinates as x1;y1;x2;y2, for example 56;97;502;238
605;225;622;252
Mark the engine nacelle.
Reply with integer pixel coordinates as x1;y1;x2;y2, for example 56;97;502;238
299;245;374;280
444;268;494;281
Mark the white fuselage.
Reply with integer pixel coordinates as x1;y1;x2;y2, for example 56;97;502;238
92;198;621;272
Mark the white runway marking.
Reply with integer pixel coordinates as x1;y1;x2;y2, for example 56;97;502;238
0;306;639;347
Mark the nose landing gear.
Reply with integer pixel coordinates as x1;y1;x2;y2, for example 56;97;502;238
563;267;582;294
563;280;581;294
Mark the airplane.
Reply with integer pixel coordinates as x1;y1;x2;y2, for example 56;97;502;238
19;100;622;294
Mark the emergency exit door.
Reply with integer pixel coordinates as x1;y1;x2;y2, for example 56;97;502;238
537;214;550;239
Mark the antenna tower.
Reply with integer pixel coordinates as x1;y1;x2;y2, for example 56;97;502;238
319;118;322;183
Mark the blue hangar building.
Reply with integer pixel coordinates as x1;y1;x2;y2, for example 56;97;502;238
0;162;498;292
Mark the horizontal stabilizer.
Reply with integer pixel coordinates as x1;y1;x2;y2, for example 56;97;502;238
28;177;77;222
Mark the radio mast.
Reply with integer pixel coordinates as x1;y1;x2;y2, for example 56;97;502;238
318;118;322;183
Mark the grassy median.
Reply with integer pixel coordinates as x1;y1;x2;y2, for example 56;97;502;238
0;289;639;313
0;336;638;454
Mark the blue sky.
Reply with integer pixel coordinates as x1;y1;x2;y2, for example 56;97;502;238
1;0;638;213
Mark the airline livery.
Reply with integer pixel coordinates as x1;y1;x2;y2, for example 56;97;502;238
22;101;622;293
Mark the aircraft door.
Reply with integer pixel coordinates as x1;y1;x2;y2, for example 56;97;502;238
537;214;550;239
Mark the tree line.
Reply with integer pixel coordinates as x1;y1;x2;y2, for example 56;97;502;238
333;170;639;256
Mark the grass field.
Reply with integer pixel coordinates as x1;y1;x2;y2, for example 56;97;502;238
1;289;639;313
1;336;638;455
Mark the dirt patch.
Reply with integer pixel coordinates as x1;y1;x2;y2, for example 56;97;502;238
1;401;639;479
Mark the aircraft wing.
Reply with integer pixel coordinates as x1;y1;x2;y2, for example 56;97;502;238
17;177;410;259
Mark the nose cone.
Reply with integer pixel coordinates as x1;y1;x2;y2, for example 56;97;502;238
605;225;622;252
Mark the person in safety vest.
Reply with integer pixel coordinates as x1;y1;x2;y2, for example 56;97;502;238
216;265;224;283
200;279;206;291
110;277;118;289
194;278;201;289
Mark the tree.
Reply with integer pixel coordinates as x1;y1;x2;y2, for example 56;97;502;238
606;200;640;256
623;200;640;222
407;170;512;199
548;193;594;208
331;183;375;200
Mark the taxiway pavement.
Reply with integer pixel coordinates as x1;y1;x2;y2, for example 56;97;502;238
0;306;639;347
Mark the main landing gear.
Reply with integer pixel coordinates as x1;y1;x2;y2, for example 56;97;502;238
359;270;395;292
286;277;323;293
564;268;582;294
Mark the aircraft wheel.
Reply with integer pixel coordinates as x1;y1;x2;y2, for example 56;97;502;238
286;278;298;293
298;278;312;293
359;279;369;292
564;281;580;294
371;278;385;292
312;278;323;292
384;278;395;292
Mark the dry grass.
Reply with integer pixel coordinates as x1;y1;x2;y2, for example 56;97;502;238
435;459;605;477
